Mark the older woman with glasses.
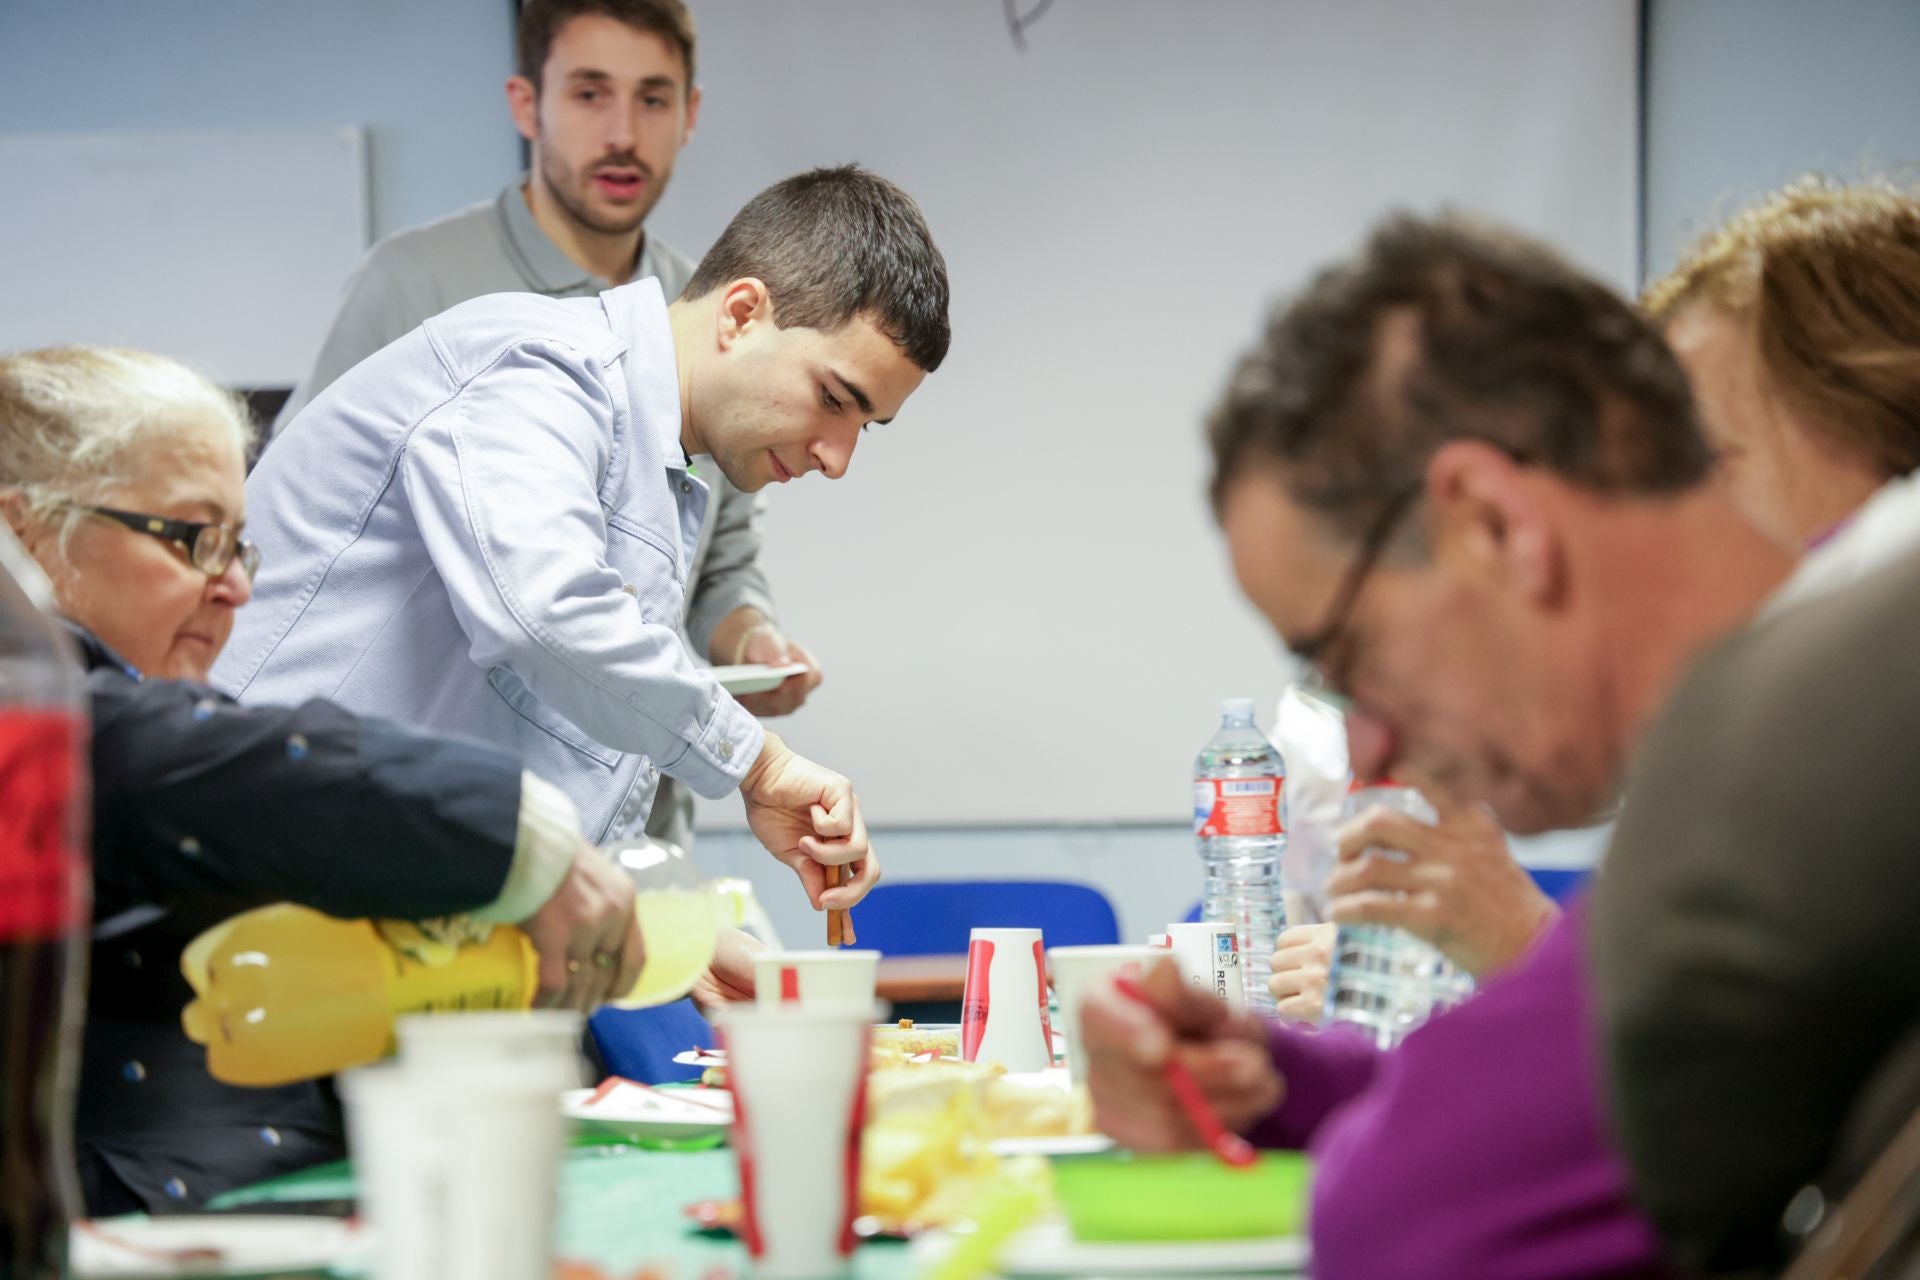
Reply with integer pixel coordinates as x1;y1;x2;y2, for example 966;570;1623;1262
0;346;650;1215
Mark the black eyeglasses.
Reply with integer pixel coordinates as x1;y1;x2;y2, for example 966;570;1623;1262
1290;484;1423;709
75;505;261;582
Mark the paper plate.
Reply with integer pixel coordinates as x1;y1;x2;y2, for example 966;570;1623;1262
71;1215;360;1279
988;1133;1115;1158
669;1046;727;1068
711;663;809;695
561;1080;733;1142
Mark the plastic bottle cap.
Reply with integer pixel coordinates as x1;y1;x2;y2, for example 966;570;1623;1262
1222;697;1256;720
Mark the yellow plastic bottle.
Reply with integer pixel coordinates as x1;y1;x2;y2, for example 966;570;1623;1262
180;837;746;1086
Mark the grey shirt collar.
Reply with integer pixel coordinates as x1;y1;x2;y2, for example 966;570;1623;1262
495;174;665;295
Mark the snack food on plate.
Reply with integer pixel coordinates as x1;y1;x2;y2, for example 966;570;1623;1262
982;1073;1091;1138
869;1017;961;1060
859;1060;1052;1228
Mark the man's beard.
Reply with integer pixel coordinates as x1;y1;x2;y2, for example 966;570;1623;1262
539;146;667;237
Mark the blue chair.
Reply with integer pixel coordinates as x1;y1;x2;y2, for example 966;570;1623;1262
851;880;1120;956
1526;866;1591;903
586;998;714;1084
1182;867;1591;931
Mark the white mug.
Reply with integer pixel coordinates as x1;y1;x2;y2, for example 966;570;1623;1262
1167;921;1247;1009
1047;944;1168;1087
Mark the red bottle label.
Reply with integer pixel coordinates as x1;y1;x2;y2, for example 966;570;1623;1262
0;709;86;942
1193;776;1284;837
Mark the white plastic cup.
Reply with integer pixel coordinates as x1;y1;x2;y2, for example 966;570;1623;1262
394;1009;587;1090
1047;944;1168;1088
341;1058;568;1280
1167;921;1248;1009
718;1006;872;1279
960;927;1053;1072
752;949;881;1013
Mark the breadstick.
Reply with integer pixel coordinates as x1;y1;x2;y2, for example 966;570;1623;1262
827;862;845;947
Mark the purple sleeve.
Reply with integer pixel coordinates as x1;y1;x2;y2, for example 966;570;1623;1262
1240;1020;1383;1149
1301;905;1670;1280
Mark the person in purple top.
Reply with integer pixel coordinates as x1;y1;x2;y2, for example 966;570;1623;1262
1080;211;1803;1278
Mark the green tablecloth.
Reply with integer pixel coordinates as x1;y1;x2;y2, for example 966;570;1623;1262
209;1143;915;1278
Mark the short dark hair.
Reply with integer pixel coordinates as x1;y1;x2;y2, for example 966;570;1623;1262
516;0;696;92
1207;213;1712;543
685;165;952;373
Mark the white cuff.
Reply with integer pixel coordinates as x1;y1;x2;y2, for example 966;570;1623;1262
473;770;583;923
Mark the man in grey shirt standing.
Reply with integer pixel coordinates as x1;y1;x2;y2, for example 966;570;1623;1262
276;0;820;853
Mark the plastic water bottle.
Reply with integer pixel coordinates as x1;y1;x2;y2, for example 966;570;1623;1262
180;837;746;1086
1323;783;1474;1049
1193;698;1286;1013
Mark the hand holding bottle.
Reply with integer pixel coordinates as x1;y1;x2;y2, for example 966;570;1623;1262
1325;791;1556;977
740;731;879;911
518;842;645;1011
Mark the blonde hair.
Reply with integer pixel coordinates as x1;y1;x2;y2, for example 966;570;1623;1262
0;346;255;557
1642;177;1920;477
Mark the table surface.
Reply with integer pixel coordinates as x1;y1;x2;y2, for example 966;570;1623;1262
210;1141;915;1278
873;953;968;1004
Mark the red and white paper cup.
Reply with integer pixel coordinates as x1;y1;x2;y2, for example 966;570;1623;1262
752;949;881;1014
718;1005;871;1279
960;926;1053;1072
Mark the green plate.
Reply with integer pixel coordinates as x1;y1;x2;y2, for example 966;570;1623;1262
1047;1149;1310;1242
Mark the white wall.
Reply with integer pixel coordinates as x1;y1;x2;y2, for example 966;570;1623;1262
8;0;1757;929
0;0;518;242
696;820;1607;952
1643;0;1920;281
664;0;1640;831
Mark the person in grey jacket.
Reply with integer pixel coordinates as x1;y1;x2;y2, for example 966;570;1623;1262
1596;179;1920;1277
274;0;821;854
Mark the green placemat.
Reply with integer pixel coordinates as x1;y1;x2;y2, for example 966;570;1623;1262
211;1144;913;1278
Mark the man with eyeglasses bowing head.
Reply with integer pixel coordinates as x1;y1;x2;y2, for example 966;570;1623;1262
1075;212;1793;1280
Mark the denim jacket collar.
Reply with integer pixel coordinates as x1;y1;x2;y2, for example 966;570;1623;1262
600;278;689;474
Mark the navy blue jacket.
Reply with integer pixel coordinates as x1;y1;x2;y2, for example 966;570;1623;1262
72;626;523;1215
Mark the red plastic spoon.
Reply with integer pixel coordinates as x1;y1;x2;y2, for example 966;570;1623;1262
1113;973;1259;1168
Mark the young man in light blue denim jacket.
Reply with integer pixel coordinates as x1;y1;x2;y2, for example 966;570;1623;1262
216;166;949;937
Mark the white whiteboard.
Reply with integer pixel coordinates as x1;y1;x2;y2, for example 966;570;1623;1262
671;3;1644;828
0;129;368;388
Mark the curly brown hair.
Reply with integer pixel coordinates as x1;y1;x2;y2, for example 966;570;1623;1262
1643;178;1920;479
